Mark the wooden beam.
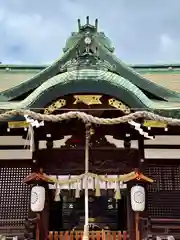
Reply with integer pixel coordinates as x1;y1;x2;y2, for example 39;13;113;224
144;144;180;149
0;159;33;167
0;145;29;150
145;135;180;145
145;148;180;159
0;150;32;160
146;158;180;165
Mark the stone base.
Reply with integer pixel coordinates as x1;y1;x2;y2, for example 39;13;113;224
83;224;89;240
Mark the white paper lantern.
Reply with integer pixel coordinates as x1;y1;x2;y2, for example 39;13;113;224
31;186;45;212
130;185;145;212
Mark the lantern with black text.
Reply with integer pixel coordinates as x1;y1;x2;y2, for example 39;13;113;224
31;186;45;212
130;185;145;212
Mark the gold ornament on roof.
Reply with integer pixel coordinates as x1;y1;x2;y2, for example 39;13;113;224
108;98;130;114
89;218;95;223
143;120;167;128
44;99;66;114
8;121;29;129
73;95;102;105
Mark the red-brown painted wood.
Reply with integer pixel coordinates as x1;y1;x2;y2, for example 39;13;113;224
59;231;63;240
49;231;53;240
123;231;127;240
54;231;58;240
48;231;129;240
118;231;122;240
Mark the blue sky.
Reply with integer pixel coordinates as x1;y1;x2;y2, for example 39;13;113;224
0;0;180;65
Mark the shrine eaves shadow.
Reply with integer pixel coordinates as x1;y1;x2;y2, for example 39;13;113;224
36;147;140;175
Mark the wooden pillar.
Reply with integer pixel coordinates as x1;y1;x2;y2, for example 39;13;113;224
125;130;146;240
138;134;148;239
127;182;135;240
138;134;145;172
26;127;50;240
32;130;39;172
128;181;145;240
24;199;38;239
124;133;131;149
46;138;54;149
40;182;50;240
33;132;51;239
135;212;140;240
24;129;39;239
24;178;50;240
123;130;134;239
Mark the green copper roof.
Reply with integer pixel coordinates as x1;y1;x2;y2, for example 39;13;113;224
1;69;180;118
1;63;180;71
0;70;151;109
1;17;180;118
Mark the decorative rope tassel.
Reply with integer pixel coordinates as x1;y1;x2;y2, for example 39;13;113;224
114;184;121;200
54;183;61;202
95;177;101;197
75;182;80;198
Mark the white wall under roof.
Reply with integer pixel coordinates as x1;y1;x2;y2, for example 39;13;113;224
0;135;179;160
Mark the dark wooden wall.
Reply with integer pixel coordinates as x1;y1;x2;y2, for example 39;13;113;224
1;143;180;236
36;148;139;175
52;189;127;231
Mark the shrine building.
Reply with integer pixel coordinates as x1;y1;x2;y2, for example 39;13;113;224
1;17;180;240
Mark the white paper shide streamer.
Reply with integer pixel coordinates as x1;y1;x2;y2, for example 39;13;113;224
31;186;45;212
75;181;81;198
54;182;61;202
24;115;44;152
131;185;145;212
129;120;154;139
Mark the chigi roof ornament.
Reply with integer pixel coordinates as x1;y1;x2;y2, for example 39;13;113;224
78;16;98;32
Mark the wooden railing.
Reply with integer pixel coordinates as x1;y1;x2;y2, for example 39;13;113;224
0;219;25;237
140;217;180;238
48;231;129;240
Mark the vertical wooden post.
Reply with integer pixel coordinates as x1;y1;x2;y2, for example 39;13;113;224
137;134;147;239
32;130;39;172
36;213;40;240
124;130;135;240
33;128;50;240
126;183;135;240
40;181;50;240
24;124;50;240
24;208;37;239
138;134;145;172
24;129;40;240
135;212;140;240
83;123;90;240
33;131;43;240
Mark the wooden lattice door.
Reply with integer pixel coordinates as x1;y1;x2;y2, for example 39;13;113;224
146;164;180;218
0;161;32;236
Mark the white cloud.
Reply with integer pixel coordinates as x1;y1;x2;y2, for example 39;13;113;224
0;0;180;64
160;34;175;52
159;34;180;63
0;9;68;63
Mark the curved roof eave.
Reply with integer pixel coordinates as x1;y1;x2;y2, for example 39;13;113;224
0;69;174;112
96;40;180;102
0;39;83;101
